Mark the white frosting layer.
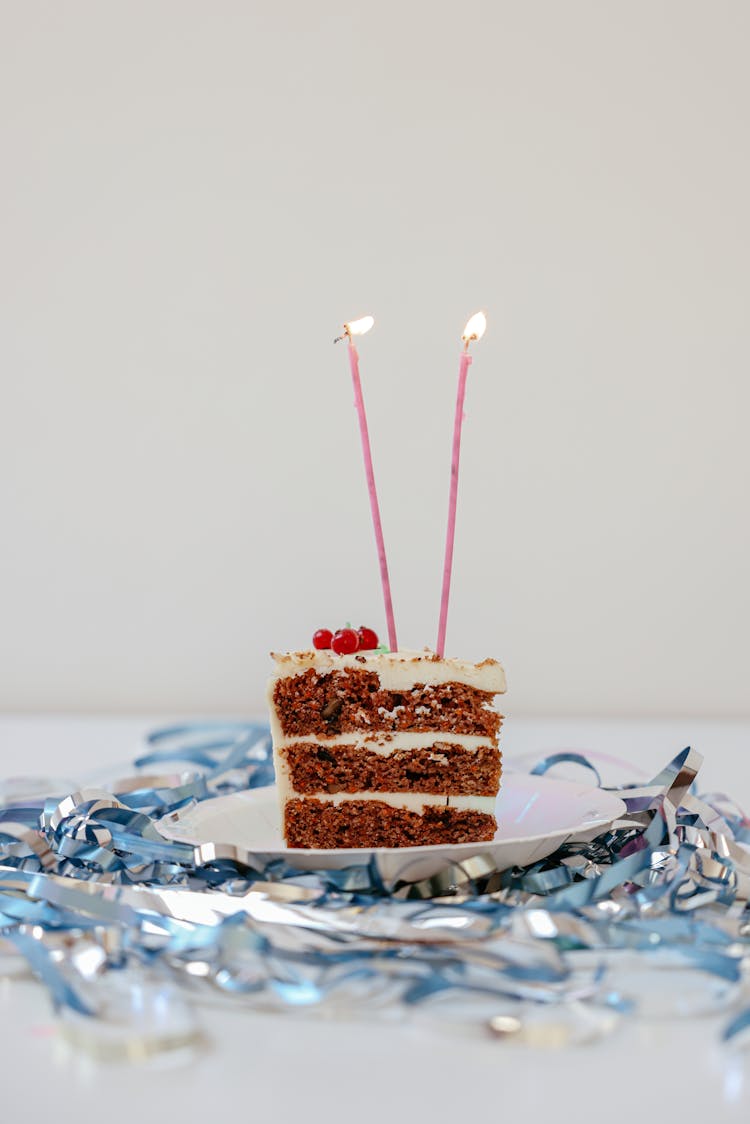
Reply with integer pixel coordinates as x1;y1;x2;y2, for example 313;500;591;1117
273;731;496;756
282;790;497;815
269;648;506;693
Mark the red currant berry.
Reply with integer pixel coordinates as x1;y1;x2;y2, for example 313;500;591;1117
312;629;333;650
331;628;359;655
357;626;379;650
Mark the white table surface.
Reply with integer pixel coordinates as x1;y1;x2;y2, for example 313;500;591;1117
2;714;750;1123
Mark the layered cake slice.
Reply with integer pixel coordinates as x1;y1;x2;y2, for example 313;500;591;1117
268;649;506;848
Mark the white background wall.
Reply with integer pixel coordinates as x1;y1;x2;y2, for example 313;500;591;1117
1;1;748;718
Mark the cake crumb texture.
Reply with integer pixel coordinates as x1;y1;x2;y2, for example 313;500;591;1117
284;798;497;848
282;740;502;795
273;668;501;738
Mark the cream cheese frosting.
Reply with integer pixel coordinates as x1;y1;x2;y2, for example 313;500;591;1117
277;782;496;816
269;648;506;694
271;731;495;755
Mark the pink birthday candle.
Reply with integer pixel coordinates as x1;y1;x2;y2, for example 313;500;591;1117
436;311;487;657
336;316;398;652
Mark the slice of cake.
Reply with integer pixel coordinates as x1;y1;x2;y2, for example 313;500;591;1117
267;649;506;848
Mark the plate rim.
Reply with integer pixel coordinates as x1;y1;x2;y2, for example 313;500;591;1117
158;771;626;858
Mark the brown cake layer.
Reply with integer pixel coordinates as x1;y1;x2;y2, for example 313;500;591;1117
284;798;496;848
282;741;502;796
273;668;501;739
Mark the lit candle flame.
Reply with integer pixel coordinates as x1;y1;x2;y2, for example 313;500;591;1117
461;311;487;346
345;315;375;337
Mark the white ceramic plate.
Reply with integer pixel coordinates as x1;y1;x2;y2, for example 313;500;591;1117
158;773;626;884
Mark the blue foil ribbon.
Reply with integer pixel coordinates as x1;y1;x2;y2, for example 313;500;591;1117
2;724;750;1043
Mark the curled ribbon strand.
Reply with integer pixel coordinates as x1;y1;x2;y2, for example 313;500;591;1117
1;726;749;1043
